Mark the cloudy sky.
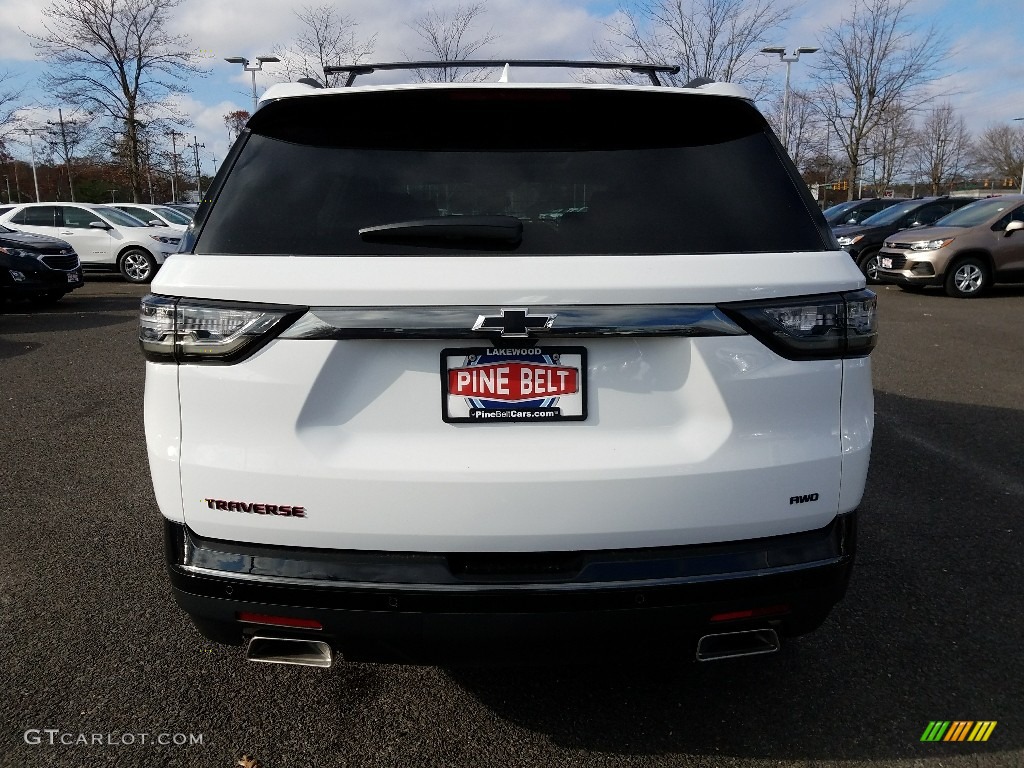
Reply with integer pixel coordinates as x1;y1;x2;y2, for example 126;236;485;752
0;0;1021;179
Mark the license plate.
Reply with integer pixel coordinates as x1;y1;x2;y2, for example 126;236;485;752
880;257;892;269
441;346;587;423
67;272;82;284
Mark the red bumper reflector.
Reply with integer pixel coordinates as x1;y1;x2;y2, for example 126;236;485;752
237;612;323;630
710;605;790;623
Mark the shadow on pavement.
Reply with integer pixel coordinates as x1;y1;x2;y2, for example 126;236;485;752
442;391;1023;762
0;289;141;343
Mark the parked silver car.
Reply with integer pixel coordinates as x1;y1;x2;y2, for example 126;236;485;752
876;194;1024;297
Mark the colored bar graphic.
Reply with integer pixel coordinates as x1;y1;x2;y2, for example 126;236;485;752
921;721;996;742
969;722;998;742
944;722;973;741
921;722;950;742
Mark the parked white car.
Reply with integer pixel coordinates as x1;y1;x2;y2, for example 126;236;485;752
111;203;192;232
0;202;181;283
141;60;876;667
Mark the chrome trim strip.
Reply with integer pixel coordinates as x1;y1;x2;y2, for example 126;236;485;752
178;558;841;592
278;304;745;340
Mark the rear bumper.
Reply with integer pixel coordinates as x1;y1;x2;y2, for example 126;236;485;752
165;513;856;663
876;269;942;287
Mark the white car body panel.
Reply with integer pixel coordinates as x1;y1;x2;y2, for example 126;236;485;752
144;364;184;523
153;251;865;306
149;251;868;552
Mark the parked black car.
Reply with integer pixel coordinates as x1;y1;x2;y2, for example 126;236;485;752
822;197;907;227
833;196;978;281
0;224;83;304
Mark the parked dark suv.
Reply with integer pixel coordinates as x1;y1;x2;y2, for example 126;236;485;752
0;223;83;304
833;196;977;281
823;197;906;227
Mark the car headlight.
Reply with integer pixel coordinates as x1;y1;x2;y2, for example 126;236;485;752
909;238;954;251
0;246;35;258
836;235;863;247
149;235;181;245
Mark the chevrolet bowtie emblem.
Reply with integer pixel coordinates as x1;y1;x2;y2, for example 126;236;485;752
472;308;557;338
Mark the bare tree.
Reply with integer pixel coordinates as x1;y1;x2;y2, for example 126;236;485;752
592;0;793;96
273;5;376;87
42;108;93;201
224;109;250;144
972;123;1024;190
810;0;949;200
0;71;26;174
29;0;207;202
405;2;499;83
867;102;914;195
763;88;825;171
909;103;971;195
0;70;25;140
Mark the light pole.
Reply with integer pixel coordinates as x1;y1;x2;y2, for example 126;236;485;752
1014;118;1024;194
166;130;183;202
761;46;819;152
190;135;205;199
14;127;44;202
45;108;79;202
225;55;280;113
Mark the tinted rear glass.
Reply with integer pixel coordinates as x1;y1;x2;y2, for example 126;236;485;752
935;197;1020;227
860;199;926;227
14;206;59;226
822;200;860;224
95;206;149;227
153;206;192;225
196;88;828;256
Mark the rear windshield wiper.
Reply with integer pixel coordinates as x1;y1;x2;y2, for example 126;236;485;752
359;215;523;249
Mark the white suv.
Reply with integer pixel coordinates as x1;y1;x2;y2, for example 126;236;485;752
140;61;876;667
111;203;192;232
1;202;181;283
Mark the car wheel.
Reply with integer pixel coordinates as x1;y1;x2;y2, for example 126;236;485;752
857;250;881;283
944;257;989;298
119;248;157;283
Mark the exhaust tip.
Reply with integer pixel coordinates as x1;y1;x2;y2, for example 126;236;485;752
696;628;780;662
245;636;333;668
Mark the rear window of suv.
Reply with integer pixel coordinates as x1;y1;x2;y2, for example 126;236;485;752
195;88;829;256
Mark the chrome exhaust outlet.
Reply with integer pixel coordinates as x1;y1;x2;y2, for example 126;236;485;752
695;628;780;662
245;636;333;668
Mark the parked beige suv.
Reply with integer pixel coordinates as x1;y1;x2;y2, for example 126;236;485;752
876;194;1024;297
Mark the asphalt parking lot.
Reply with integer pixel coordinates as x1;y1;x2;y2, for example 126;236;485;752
1;277;1022;768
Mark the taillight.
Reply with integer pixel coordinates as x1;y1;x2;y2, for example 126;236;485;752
140;295;303;363
710;605;791;623
719;289;877;360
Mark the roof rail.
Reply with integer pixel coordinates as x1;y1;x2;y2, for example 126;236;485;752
324;60;681;87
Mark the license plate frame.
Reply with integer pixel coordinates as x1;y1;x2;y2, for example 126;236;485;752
441;346;587;424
